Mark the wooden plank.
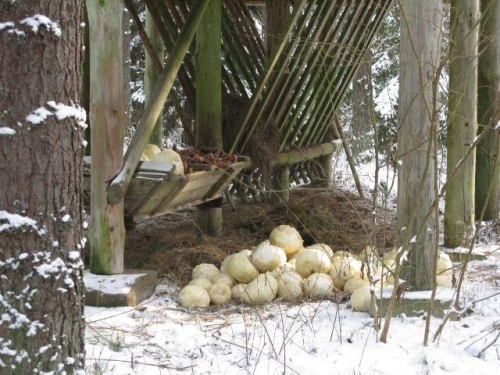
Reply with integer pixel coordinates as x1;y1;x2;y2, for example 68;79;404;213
123;194;146;216
126;178;159;196
131;177;184;215
153;177;189;215
137;161;176;175
204;167;237;198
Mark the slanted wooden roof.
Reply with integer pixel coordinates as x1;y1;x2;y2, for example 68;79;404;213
233;0;393;153
122;0;392;199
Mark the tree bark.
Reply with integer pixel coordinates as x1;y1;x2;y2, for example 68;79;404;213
476;0;500;219
397;0;443;290
0;0;85;372
444;0;479;247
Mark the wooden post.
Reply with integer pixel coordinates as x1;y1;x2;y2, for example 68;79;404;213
196;0;223;236
108;0;211;204
317;154;333;187
266;0;291;203
88;0;126;274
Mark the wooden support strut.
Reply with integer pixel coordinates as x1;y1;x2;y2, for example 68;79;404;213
107;0;212;205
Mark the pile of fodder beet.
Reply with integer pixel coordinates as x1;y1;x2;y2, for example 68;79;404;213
124;187;395;285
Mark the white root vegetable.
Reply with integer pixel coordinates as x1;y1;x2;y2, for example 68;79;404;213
295;248;332;278
240;273;278;305
151;149;184;175
212;273;235;288
178;285;210;308
330;257;362;290
209;283;232;305
220;254;234;274
277;270;304;301
437;251;452;276
343;275;370;293
231;283;247;301
227;252;259;283
188;278;212;291
251;241;287;272
269;225;304;255
306;243;334;259
350;285;373;313
140;144;161;161
192;263;220;282
304;273;337;299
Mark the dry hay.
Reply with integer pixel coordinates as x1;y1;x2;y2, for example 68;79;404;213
124;187;395;286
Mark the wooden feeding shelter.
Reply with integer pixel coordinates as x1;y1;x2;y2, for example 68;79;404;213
85;0;393;275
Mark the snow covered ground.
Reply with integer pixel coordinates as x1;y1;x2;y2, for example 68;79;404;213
83;159;500;375
84;246;499;375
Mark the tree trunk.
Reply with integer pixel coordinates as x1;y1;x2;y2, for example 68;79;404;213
0;0;85;372
88;0;126;274
351;50;375;161
397;0;443;290
444;0;479;247
476;0;500;219
146;9;165;147
195;0;223;235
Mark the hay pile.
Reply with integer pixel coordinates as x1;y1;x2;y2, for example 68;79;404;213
124;187;395;286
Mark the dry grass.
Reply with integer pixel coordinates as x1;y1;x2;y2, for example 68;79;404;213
124;187;395;285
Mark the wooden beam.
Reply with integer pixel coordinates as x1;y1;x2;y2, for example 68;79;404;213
108;0;212;205
88;0;126;274
195;0;223;236
275;140;342;166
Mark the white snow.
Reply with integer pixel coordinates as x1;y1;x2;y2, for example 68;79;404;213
0;211;39;234
20;15;61;37
46;101;88;129
26;107;53;125
83;235;500;375
84;271;149;295
0;127;16;136
82;154;500;374
25;102;88;129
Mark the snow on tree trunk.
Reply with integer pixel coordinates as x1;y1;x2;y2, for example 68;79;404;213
0;0;86;372
444;0;479;247
476;0;500;220
397;0;443;290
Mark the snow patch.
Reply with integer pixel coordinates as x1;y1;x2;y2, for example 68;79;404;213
0;127;16;136
0;211;41;235
20;15;61;37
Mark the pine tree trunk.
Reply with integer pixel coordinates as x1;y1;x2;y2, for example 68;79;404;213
444;0;479;247
0;0;85;372
397;0;442;290
476;0;500;220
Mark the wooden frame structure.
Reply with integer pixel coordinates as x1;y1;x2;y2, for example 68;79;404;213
87;0;393;274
